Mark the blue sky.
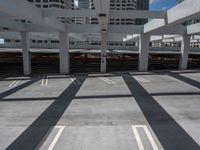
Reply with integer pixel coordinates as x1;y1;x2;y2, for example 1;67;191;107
149;0;176;10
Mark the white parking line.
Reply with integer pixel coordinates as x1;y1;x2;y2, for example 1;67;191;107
133;76;151;83
70;75;80;85
8;77;23;87
132;125;159;150
102;77;116;84
48;126;65;150
41;75;48;86
99;77;115;84
132;126;145;150
142;126;159;150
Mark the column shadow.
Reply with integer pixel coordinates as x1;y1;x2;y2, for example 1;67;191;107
123;74;200;150
169;72;200;89
6;75;87;150
0;77;41;100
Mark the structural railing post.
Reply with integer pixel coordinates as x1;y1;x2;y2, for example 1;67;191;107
59;32;70;74
138;34;150;72
21;31;31;75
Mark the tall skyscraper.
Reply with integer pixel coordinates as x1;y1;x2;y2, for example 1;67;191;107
27;0;75;23
27;0;75;9
136;0;149;24
109;0;137;25
78;0;89;9
78;0;149;25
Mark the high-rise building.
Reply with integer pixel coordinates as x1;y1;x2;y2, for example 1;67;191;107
76;0;149;25
78;0;149;25
136;0;149;24
78;0;89;9
74;0;90;24
27;0;75;23
109;0;149;25
27;0;75;9
109;0;137;25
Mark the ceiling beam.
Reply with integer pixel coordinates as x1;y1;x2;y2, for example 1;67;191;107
108;25;143;34
110;10;166;19
68;24;143;34
0;19;144;34
0;32;53;40
44;9;97;18
150;25;186;34
44;9;166;19
0;0;66;32
167;0;200;25
0;17;25;31
0;16;62;33
187;22;200;35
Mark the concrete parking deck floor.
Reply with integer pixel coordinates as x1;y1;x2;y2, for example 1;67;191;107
0;70;200;150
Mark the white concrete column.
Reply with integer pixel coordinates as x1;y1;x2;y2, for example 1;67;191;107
21;32;31;75
59;32;70;74
161;42;164;48
179;34;190;70
135;42;138;47
100;32;107;73
138;34;150;71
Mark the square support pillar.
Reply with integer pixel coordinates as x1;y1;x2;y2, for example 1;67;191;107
179;34;190;70
100;33;107;73
59;32;70;74
21;32;31;75
138;34;150;72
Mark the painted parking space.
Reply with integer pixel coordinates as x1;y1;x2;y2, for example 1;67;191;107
76;75;130;98
180;73;200;83
1;75;73;99
39;125;161;150
132;74;200;94
0;76;32;96
0;71;200;149
8;76;24;87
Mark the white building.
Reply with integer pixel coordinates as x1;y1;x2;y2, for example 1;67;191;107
27;0;75;9
109;0;137;25
27;0;75;23
78;0;143;25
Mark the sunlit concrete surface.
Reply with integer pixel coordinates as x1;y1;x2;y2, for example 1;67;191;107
0;70;200;150
1;0;200;74
1;1;200;149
